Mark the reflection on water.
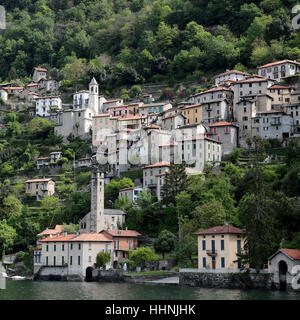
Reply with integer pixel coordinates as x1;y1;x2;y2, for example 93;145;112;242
0;280;299;300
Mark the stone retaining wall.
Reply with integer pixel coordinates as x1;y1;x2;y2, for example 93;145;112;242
179;270;273;289
124;273;177;284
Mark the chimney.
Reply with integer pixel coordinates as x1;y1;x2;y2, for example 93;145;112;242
126;227;128;231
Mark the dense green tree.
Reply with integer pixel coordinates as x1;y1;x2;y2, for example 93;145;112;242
154;229;177;258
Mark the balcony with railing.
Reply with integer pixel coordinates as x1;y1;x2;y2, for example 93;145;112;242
206;250;217;257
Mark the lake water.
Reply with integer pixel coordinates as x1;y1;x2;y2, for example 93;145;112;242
0;281;299;300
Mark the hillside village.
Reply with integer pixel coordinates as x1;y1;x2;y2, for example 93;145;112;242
1;60;300;290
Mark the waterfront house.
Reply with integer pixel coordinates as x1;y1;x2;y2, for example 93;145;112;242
268;248;300;290
195;225;245;270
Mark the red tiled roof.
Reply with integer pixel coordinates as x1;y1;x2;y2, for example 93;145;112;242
281;249;300;260
27;83;38;87
258;59;300;69
195;225;244;235
40;234;76;242
159;142;178;147
144;124;161;129
144;161;170;169
104;229;141;237
34;67;48;72
214;70;249;79
268;84;293;89
2;87;24;90
70;233;112;242
25;178;53;183
103;99;122;104
209;121;234;127
182;104;202;110
205;137;222;144
235;76;269;83
37;157;50;160
195;87;232;95
38;225;63;237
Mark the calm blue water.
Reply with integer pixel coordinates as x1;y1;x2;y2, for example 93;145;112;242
0;281;299;300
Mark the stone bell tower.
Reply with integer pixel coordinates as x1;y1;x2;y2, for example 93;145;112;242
88;77;99;114
89;169;105;233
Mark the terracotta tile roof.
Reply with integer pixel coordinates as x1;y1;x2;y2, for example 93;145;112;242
2;86;24;90
205;137;222;144
193;87;233;97
37;157;50;160
27;83;38;87
257;110;286;115
70;233;112;242
214;70;250;78
104;229;142;237
281;249;300;260
268;84;293;89
40;234;76;242
143;161;170;169
38;225;63;237
269;248;300;261
195;225;244;235
258;59;300;69
75;90;89;94
209;121;236;127
143;102;170;107
103;99;122;104
235;76;269;83
25;178;53;183
34;67;48;72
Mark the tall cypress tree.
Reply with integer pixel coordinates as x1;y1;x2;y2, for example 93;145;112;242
161;163;189;206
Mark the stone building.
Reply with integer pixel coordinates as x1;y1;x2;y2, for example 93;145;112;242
214;69;250;86
33;67;47;82
35;96;62;117
25;178;55;201
209;121;239;156
119;187;144;204
268;248;300;290
257;59;300;82
195;225;245;270
181;104;202;125
55;78;105;140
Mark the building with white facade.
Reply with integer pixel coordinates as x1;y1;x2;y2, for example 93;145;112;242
36;96;62;117
214;70;250;86
257;60;300;82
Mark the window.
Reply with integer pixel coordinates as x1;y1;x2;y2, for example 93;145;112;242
203;257;206;268
78;256;81;265
62;244;64;251
78;244;81;250
89;242;92;250
105;244;109;252
221;257;225;268
70;244;73;250
221;240;224;251
54;244;56;252
46;244;48;252
237;240;241;254
70;256;72;265
88;256;92;263
53;256;56;266
62;256;64;265
202;240;206;250
46;256;48;265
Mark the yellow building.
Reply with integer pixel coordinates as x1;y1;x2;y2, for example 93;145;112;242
181;104;202;125
195;225;245;270
267;84;293;106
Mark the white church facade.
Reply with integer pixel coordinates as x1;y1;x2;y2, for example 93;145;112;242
55;78;107;141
